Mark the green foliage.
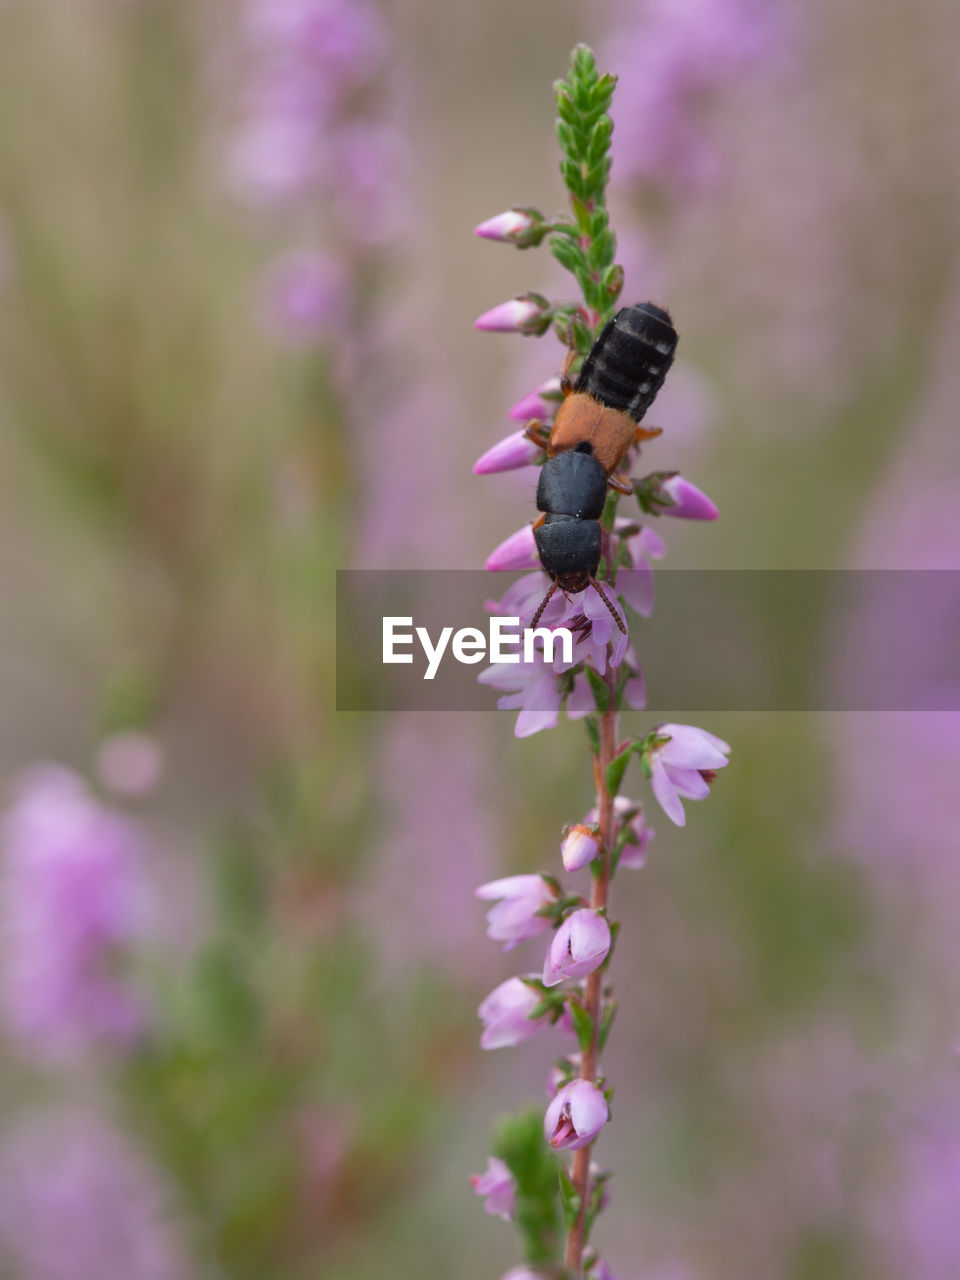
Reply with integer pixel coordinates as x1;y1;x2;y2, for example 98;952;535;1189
568;998;595;1054
586;666;611;715
551;45;623;327
605;744;634;796
494;1110;563;1266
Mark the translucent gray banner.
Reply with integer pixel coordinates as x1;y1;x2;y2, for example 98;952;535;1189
335;570;960;712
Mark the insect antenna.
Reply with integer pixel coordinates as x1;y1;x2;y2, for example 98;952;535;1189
589;578;627;635
530;581;559;630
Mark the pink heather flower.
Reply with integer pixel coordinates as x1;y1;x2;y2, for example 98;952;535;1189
544;1079;609;1151
565;672;596;719
589;1264;616;1280
658;474;719;520
475;874;556;950
473;430;543;475
649;724;731;826
478;976;550;1049
470;1156;516;1220
509;375;563;422
484;523;540;572
617;524;667;618
502;1270;546;1280
0;766;150;1059
551;589;629;676
475;295;551;335
624;670;647;711
585;796;653;870
0;1110;192;1280
478;655;562;738
260;250;349;340
95;732;164;799
543;909;611;987
485;570;565;630
474;208;543;245
561;825;599;872
546;1053;581;1097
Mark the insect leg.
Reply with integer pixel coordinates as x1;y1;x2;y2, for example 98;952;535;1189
530;581;559;630
589;578;627;635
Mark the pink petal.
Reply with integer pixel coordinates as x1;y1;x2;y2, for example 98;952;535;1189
650;756;686;827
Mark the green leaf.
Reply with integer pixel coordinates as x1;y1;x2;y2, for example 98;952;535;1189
585;666;610;714
568;999;595;1054
605;744;633;796
550;234;586;275
558;1168;582;1231
598;999;618;1052
494;1110;563;1265
584;716;601;755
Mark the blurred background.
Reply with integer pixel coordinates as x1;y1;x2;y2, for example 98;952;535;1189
0;0;958;1277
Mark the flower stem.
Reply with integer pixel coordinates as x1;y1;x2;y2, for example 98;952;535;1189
565;682;617;1276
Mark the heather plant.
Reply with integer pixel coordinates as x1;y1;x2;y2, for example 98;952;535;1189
470;47;730;1278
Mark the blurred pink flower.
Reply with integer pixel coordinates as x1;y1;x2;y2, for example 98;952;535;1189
333;121;410;245
0;1110;192;1280
544;1079;609;1151
616;524;667;618
246;0;386;87
0;765;150;1059
585;796;653;870
261;250;349;340
478;976;549;1049
470;1156;516;1220
475;874;556;950
605;0;788;192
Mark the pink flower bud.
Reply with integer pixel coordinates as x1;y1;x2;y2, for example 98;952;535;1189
502;1269;547;1280
475;294;552;335
543;909;611;987
472;430;543;475
470;1156;515;1220
561;825;599;872
484;523;540;572
478;976;549;1049
475;874;555;950
659;474;719;520
474;207;543;245
508;375;563;422
544;1079;609;1150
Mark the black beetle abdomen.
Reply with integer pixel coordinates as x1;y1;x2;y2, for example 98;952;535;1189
534;514;602;579
576;302;678;423
536;450;608;520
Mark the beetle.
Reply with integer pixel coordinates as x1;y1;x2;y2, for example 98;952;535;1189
524;302;678;630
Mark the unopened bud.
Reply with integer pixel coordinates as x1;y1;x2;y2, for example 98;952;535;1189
474;207;548;248
475;292;554;335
